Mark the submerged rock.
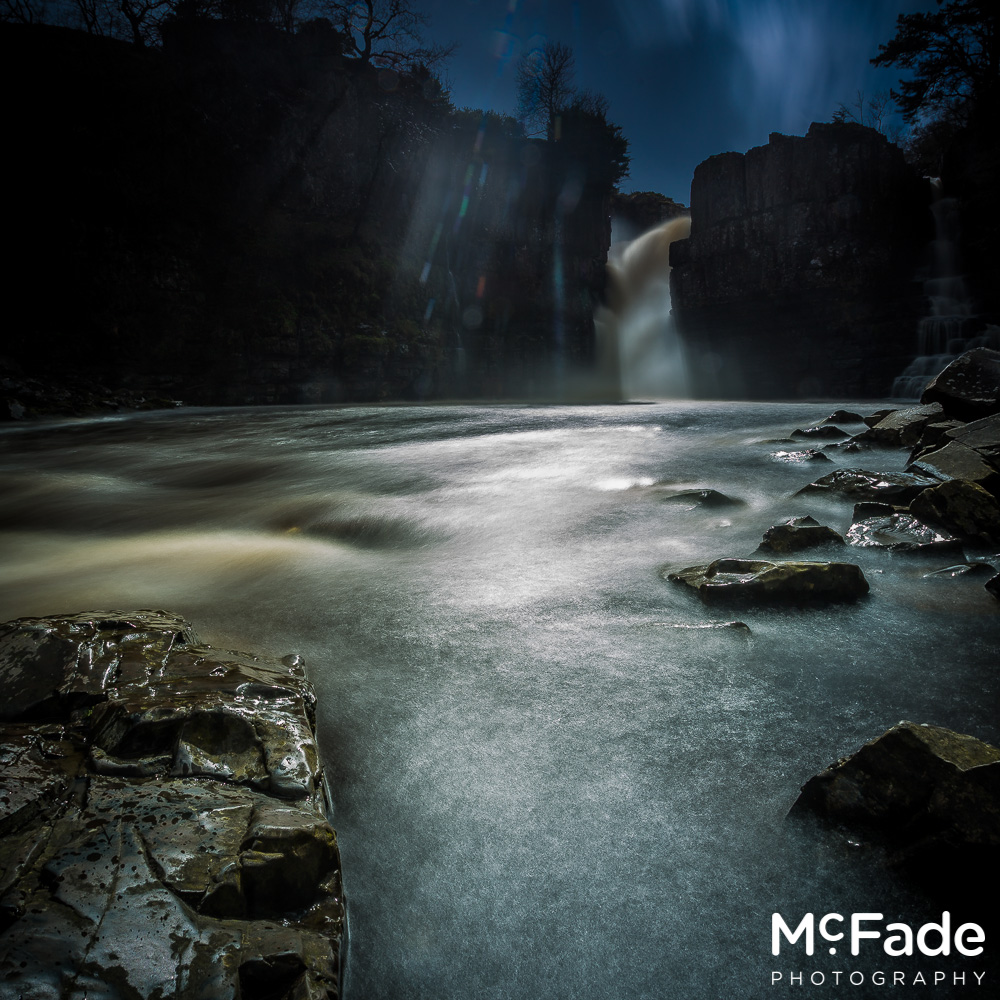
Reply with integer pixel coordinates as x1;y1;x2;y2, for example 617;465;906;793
791;721;1000;891
666;558;868;604
921;346;1000;420
0;610;345;1000
659;488;746;509
756;515;845;554
922;562;996;580
769;448;831;464
846;511;963;555
795;468;940;504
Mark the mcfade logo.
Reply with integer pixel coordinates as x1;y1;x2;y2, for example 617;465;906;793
772;912;986;957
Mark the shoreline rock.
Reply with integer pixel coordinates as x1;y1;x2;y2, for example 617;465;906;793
0;610;346;1000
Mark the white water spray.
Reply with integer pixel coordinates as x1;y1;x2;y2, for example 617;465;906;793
595;216;691;399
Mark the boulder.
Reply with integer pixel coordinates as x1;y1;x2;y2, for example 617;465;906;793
0;611;346;1000
909;479;1000;547
908;419;967;461
944;411;1000;465
660;488;746;508
790;722;1000;891
988;574;1000;599
868;402;945;448
822;409;865;425
863;408;896;428
846;511;963;555
756;515;845;554
921;347;1000;420
666;558;868;604
908;440;1000;495
795;468;940;504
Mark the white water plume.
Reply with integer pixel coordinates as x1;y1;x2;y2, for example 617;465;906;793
595;215;691;400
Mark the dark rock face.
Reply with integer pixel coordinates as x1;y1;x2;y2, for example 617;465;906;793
791;722;1000;893
921;347;1000;421
0;611;345;1000
666;558;869;604
867;402;945;448
670;123;930;399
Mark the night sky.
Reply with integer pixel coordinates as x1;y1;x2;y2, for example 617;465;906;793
423;0;937;203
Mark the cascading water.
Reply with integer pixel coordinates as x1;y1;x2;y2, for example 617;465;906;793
892;178;998;396
594;216;691;399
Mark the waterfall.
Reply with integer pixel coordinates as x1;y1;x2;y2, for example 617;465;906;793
892;178;997;397
594;216;691;400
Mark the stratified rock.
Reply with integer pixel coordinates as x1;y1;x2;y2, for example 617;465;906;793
795;468;940;504
791;425;850;440
846;511;963;555
910;479;1000;547
0;611;345;1000
909;440;1000;495
921;347;1000;420
868;402;945;448
909;419;967;461
670;123;929;399
660;489;746;508
790;722;1000;890
756;516;845;553
666;558;868;604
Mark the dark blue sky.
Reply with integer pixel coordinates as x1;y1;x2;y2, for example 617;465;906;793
423;0;936;203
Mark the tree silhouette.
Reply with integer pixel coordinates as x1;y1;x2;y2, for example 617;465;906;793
515;40;575;140
872;0;999;126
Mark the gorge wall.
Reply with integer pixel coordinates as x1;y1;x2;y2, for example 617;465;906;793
1;20;614;410
670;122;932;399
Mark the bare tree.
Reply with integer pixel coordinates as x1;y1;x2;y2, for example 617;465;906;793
832;89;903;144
0;0;48;22
306;0;453;69
515;40;575;139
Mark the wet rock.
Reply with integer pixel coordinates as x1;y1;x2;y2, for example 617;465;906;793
822;409;865;425
790;722;1000;890
868;402;945;448
0;610;345;999
909;479;1000;548
987;573;1000;599
756;515;845;554
666;558;868;604
768;448;832;464
791;424;850;440
921;346;1000;420
846;511;963;555
908;419;966;461
795;468;940;504
862;408;896;428
908;440;1000;495
945;411;1000;465
660;488;746;509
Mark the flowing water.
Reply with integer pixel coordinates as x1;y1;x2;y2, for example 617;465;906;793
1;402;998;998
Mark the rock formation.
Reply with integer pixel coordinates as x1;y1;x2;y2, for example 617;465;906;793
670;122;931;398
0;610;345;1000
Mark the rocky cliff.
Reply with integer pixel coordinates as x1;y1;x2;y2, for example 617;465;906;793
670;123;931;399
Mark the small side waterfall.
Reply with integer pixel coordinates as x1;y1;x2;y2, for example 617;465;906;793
892;178;997;396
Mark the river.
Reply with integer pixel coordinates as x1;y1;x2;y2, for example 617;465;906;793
1;401;997;998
